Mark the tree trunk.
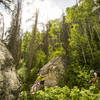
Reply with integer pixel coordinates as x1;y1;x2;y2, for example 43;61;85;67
28;9;39;69
61;14;70;66
8;0;22;66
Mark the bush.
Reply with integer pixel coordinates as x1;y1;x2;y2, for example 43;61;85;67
20;91;33;100
34;50;47;68
32;86;70;100
17;59;40;91
32;86;100;100
65;65;92;89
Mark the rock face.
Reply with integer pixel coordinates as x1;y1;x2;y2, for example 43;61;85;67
0;41;20;100
31;57;65;94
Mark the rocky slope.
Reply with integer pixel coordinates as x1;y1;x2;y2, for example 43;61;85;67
0;41;20;100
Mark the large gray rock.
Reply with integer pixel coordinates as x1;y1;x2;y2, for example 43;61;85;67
31;57;65;94
0;41;20;100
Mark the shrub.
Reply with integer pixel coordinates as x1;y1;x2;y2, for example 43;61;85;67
65;65;92;89
32;85;100;100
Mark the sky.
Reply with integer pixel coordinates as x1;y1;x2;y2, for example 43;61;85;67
22;0;76;31
0;0;76;33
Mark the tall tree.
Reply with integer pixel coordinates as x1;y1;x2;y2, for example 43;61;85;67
28;9;39;69
8;0;22;65
61;14;70;65
42;22;51;60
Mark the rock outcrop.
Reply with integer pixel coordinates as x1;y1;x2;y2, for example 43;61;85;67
0;41;20;100
31;57;65;94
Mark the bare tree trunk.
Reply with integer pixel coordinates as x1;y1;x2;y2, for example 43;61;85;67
62;15;70;55
43;22;51;59
8;0;22;66
28;9;39;69
61;14;70;66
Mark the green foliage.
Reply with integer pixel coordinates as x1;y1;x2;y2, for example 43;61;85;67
34;50;47;68
32;86;70;100
68;23;92;65
37;76;45;81
18;0;100;99
52;48;65;57
48;19;64;59
66;0;100;69
31;85;100;100
18;59;39;91
92;50;100;70
21;32;31;65
20;91;33;100
66;0;95;23
18;59;29;83
65;65;92;89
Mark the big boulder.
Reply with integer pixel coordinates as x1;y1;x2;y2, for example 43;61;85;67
0;41;20;100
31;57;66;94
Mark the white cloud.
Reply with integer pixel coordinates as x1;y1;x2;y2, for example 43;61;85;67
51;0;76;8
0;8;11;31
22;0;64;32
0;0;76;33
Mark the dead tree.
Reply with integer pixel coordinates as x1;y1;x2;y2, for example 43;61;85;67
42;22;51;60
61;14;70;66
8;0;22;65
28;9;39;69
